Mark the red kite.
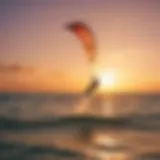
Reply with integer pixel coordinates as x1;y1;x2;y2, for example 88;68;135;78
66;22;96;62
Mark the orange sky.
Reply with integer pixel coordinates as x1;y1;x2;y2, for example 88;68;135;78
0;0;160;93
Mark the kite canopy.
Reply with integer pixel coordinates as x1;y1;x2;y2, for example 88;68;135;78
66;22;96;62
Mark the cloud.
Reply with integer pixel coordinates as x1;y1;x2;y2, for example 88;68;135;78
0;63;34;73
0;63;73;92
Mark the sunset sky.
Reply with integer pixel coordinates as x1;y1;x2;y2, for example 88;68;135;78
0;0;160;93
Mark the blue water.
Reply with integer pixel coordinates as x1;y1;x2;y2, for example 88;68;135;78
0;93;159;160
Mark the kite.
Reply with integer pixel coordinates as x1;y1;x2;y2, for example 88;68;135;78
66;21;96;63
66;21;99;97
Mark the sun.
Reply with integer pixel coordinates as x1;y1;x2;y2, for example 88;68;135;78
97;69;117;91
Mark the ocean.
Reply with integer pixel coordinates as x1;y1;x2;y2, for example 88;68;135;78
0;93;159;160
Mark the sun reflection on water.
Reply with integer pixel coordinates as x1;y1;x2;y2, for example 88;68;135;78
85;133;134;160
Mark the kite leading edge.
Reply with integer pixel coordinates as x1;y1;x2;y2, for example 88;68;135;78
66;21;96;63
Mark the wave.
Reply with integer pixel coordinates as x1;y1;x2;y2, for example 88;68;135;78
0;114;159;131
0;115;130;130
1;141;160;160
0;141;84;160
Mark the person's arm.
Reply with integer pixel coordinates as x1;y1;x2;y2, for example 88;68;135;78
83;77;100;97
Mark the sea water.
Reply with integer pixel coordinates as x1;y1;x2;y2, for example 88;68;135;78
0;93;159;160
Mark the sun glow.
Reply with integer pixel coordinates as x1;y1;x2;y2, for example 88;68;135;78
97;69;117;91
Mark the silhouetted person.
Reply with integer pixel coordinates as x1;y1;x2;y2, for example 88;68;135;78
84;77;99;97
